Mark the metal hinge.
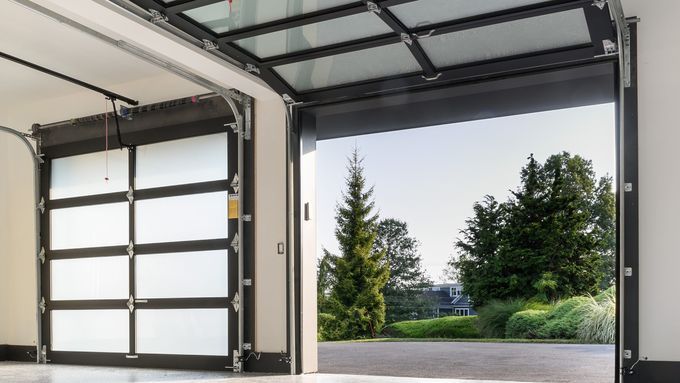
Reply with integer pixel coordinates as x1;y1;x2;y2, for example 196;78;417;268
126;186;134;204
366;1;381;13
231;233;240;253
202;39;219;51
226;122;239;134
279;352;292;364
127;295;135;313
127;241;135;258
624;267;633;277
400;33;413;46
624;183;633;192
243;278;252;286
148;9;168;24
243;343;252;351
592;0;607;10
39;297;46;314
422;73;443;81
37;197;45;214
231;174;240;194
231;292;240;312
244;63;260;74
38;247;45;264
40;345;48;363
232;350;242;372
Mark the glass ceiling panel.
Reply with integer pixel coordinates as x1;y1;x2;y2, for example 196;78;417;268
389;0;552;29
274;43;421;92
234;12;391;59
419;9;591;69
184;0;358;34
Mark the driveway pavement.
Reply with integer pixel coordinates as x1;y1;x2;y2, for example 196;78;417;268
318;341;615;383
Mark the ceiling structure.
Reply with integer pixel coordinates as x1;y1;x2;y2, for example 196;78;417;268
126;0;617;104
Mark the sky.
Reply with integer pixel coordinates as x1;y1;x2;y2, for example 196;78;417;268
316;103;616;283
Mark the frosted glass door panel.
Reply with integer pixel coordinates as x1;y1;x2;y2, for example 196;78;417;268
50;150;128;199
52;310;129;353
136;250;228;299
136;309;228;356
51;256;129;300
50;203;129;250
135;192;227;244
136;133;228;189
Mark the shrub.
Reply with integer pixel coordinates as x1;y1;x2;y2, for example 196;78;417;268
506;310;549;339
538;297;589;339
578;290;616;344
318;313;344;341
385;316;481;339
476;299;526;338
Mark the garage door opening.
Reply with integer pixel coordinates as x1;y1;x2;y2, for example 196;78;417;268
311;102;617;382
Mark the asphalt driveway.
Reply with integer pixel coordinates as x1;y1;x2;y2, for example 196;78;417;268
319;341;615;383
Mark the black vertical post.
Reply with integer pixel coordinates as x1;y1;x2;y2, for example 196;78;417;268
40;159;51;360
227;124;239;362
128;146;136;357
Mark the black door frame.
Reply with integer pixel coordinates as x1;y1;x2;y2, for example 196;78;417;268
36;95;251;371
293;46;637;382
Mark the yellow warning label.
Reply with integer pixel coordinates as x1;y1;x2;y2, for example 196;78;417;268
228;194;239;219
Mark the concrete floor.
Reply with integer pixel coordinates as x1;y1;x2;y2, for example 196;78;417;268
318;341;615;383
0;362;520;383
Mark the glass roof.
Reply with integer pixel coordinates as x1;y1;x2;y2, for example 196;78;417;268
418;9;591;68
234;12;391;59
183;0;357;34
274;43;421;91
388;0;552;29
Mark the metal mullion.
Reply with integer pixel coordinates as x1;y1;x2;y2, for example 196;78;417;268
260;33;399;68
583;2;617;56
48;300;128;310
165;0;222;14
134;180;229;201
40;159;51;360
413;0;591;37
226;123;239;364
297;45;610;102
47;192;128;210
135;239;229;255
47;246;128;260
128;147;136;357
135;297;230;310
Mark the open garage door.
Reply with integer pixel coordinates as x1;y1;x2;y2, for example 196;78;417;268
37;96;243;370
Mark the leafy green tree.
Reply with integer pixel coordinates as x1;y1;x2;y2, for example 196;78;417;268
328;148;389;339
373;218;434;322
452;152;613;305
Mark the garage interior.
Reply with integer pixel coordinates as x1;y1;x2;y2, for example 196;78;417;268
0;0;678;382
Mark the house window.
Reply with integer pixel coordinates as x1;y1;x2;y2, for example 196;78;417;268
455;308;470;316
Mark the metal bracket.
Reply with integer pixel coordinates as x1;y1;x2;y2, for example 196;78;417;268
226;122;239;134
624;182;633;192
243;96;252;141
39;297;46;314
603;39;618;55
38;247;45;264
40;345;47;364
623;349;632;359
279;352;292;364
125;354;139;359
242;214;252;222
127;241;135;258
244;63;260;74
126;186;134;204
624;267;633;277
148;9;168;24
37;197;45;214
243;343;252;351
231;173;240;194
608;0;632;87
366;1;381;14
243;278;252;286
282;94;297;105
202;39;219;51
231;292;240;312
231;233;240;253
127;295;135;313
400;33;413;46
592;0;607;10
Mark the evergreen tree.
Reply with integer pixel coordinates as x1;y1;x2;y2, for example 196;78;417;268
373;218;434;322
317;248;336;313
328;147;389;339
452;152;613;305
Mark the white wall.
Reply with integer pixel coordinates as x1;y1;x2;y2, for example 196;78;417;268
621;0;680;362
0;136;9;345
